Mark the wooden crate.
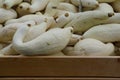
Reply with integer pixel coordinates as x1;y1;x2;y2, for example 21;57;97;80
0;78;120;80
0;56;120;79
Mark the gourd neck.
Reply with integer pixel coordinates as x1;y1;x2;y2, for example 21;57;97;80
13;25;30;47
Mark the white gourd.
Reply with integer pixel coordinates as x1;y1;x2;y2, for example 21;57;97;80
63;38;115;56
16;2;31;16
58;3;77;13
103;13;120;24
71;0;99;8
55;10;74;18
81;0;99;8
0;44;19;55
13;26;73;55
74;38;115;56
28;0;49;13
63;46;85;56
5;15;47;25
0;22;48;55
35;12;43;15
44;0;60;17
0;21;35;43
68;34;83;46
24;22;48;42
0;0;118;56
56;12;74;28
3;0;23;9
95;3;114;14
65;11;114;33
83;24;120;42
0;8;17;23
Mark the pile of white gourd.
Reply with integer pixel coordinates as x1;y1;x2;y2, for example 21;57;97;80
0;0;120;56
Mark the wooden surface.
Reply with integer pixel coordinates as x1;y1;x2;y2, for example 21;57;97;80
0;56;120;77
0;78;120;80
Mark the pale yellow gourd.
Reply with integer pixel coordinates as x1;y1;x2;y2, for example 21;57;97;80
68;34;83;46
0;0;118;57
45;16;57;29
35;12;43;15
95;3;114;14
0;44;19;56
57;2;77;13
74;38;115;56
65;11;114;33
12;26;73;55
71;0;99;8
83;24;120;42
3;0;23;9
56;12;74;28
24;22;48;42
103;13;120;24
5;14;47;25
0;8;17;23
44;0;61;17
55;10;74;18
0;22;48;55
16;2;31;16
63;38;115;56
63;46;85;56
0;21;35;43
28;0;49;13
81;0;99;8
